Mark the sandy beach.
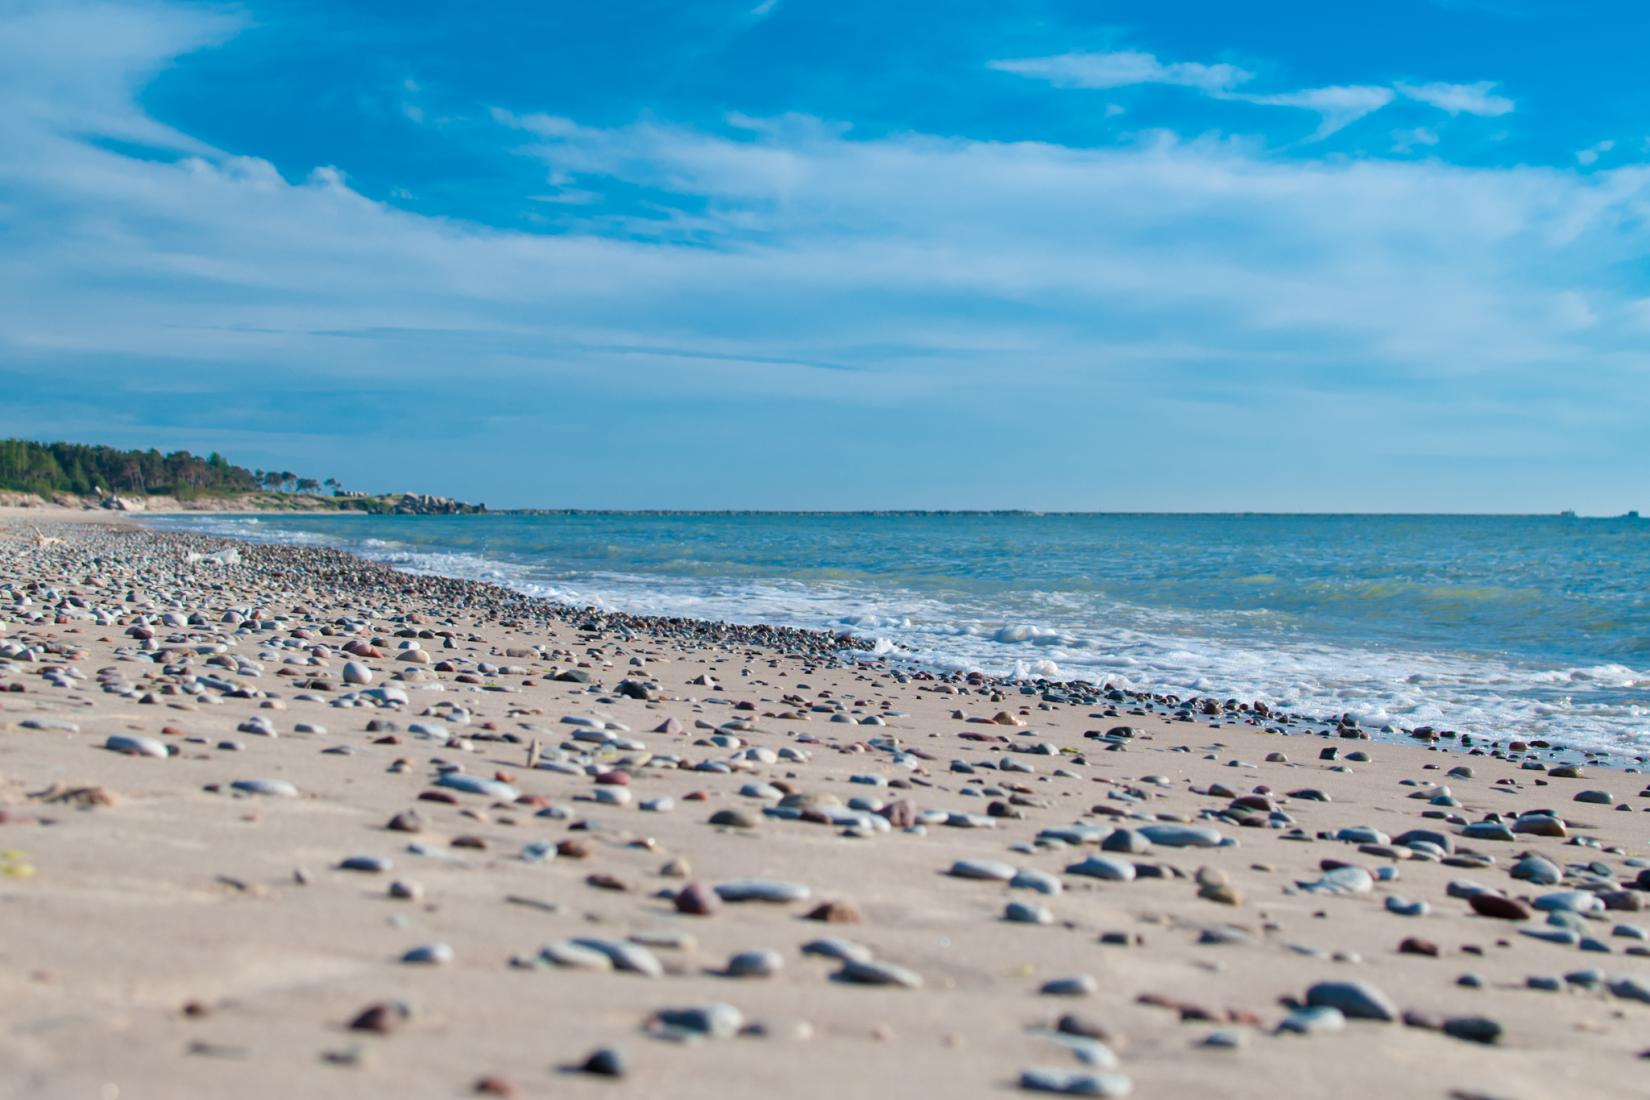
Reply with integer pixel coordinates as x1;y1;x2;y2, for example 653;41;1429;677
2;514;1646;1100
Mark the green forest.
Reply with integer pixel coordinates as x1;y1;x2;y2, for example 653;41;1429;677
0;439;334;500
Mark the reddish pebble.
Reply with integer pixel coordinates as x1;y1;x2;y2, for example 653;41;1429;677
675;882;720;916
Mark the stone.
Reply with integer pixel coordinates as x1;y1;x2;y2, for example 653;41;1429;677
1138;824;1225;848
105;734;168;758
570;937;663;977
1007;900;1054;925
577;1047;627;1077
401;943;452;965
1469;894;1531;921
950;858;1017;881
1278;1005;1345;1036
1041;975;1098;997
651;1003;743;1038
230;778;298;797
724;949;783;978
342;660;373;685
1018;1069;1133;1096
1442;1016;1502;1045
714;880;811;903
834;959;923;988
675;882;720;916
1065;856;1136;882
435;774;518;801
1304;980;1397;1022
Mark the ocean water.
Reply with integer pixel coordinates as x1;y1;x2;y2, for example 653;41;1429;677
146;512;1650;753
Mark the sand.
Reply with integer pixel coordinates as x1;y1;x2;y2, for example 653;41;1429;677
0;516;1645;1100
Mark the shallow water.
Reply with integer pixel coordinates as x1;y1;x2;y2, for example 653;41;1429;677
147;511;1650;752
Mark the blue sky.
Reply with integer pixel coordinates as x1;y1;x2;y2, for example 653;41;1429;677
2;0;1648;510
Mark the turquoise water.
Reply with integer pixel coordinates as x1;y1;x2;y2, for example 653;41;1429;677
149;512;1650;751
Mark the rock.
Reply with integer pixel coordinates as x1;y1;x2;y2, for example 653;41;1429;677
1304;980;1397;1022
1510;855;1562;886
105;734;168;758
577;1047;627;1077
570;937;663;977
950;858;1017;881
801;937;875;964
1469;894;1531;921
230;778;298;797
387;810;428;833
1278;1005;1345;1035
1011;869;1063;896
674;882;721;916
724;949;783;978
834;959;923;988
708;808;759;829
1007;900;1054;924
1041;975;1098;997
1442;1016;1502;1045
1065;856;1136;882
651;1003;743;1038
1575;789;1613;805
714;880;811;904
435;774;518;800
539;941;614;971
342;661;373;685
804;900;862;923
1298;866;1373;895
338;855;391;874
1138;824;1225;848
401;943;452;965
349;1001;411;1034
1018;1069;1133;1096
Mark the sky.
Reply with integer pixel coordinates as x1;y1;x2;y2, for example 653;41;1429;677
2;0;1649;511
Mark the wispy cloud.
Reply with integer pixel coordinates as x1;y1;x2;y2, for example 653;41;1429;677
1243;85;1396;138
994;49;1516;139
1576;139;1616;166
988;50;1251;94
1397;80;1515;116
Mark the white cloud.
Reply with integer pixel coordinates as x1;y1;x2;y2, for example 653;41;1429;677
1576;139;1615;166
989;50;1252;94
4;1;1650;475
1239;85;1396;138
1397;80;1515;116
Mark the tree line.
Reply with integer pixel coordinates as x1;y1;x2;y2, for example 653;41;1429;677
0;439;339;500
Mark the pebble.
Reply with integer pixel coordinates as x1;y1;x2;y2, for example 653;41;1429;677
714;880;811;904
834;959;923;988
401;943;452;965
1065;856;1136;882
724;949;783;978
230;778;298;797
652;1003;743;1039
105;734;168;758
1018;1069;1133;1096
577;1047;627;1077
1007;900;1054;925
1304;980;1397;1022
950;858;1018;881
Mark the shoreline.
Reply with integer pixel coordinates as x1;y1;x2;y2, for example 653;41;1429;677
3;515;1650;1098
117;510;1643;773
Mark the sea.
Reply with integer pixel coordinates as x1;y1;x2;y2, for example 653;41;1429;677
145;512;1650;754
